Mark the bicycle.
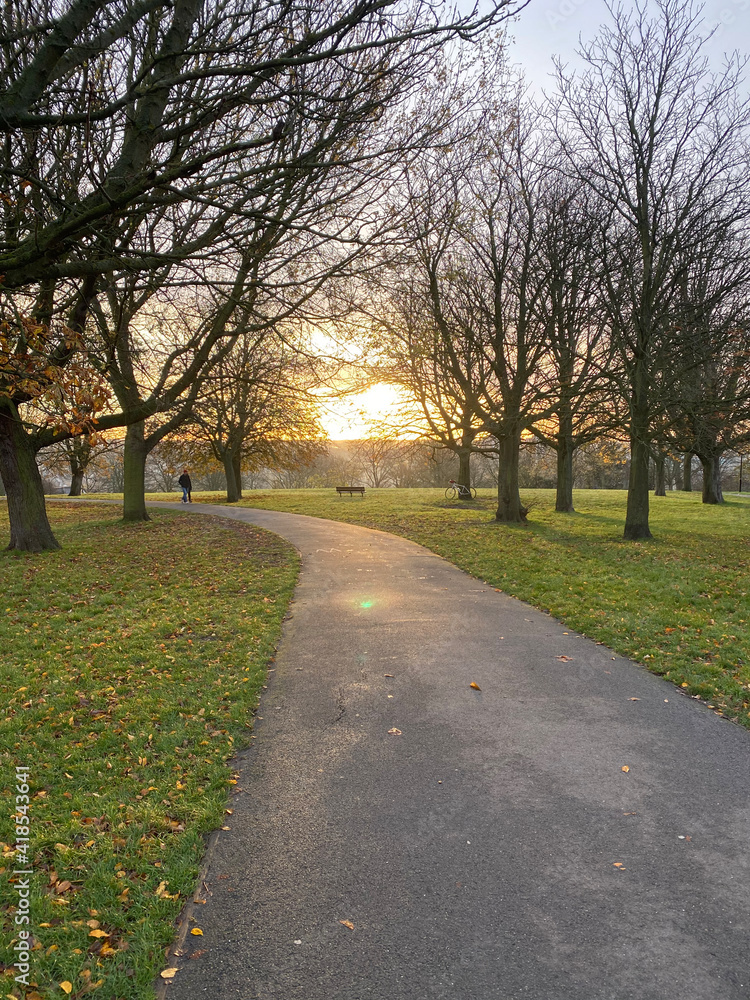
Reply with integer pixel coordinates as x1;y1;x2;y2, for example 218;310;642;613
444;480;477;500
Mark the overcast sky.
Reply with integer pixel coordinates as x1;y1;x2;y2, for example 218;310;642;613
506;0;750;95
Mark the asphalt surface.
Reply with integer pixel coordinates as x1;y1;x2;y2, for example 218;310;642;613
150;502;750;1000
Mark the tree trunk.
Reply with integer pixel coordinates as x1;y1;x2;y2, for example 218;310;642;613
223;448;241;502
232;449;243;500
654;451;666;496
0;401;61;551
625;434;652;538
555;411;575;512
624;372;652;539
682;452;693;492
69;467;85;496
699;453;724;504
495;431;526;523
457;448;474;499
123;421;150;521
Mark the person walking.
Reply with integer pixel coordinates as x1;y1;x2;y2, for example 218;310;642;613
178;469;192;503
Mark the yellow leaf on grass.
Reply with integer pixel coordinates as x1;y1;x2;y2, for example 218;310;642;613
160;968;179;980
190;928;204;936
339;920;355;930
89;929;109;938
469;682;481;691
60;984;73;995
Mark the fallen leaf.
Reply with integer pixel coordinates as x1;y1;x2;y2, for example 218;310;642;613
190;928;204;936
89;929;109;938
469;682;481;691
387;728;402;735
189;950;207;959
628;697;640;701
60;984;73;995
160;968;179;980
339;920;355;930
384;674;395;678
556;655;573;662
613;862;626;870
621;766;630;773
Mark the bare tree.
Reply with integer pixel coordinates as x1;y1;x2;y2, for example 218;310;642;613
663;272;750;503
550;0;750;537
38;434;117;495
408;105;561;522
189;331;325;501
526;173;620;512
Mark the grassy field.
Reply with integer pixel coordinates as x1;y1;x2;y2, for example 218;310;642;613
5;486;746;995
142;486;750;727
1;502;298;1000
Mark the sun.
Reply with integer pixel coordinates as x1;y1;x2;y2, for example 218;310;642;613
317;383;413;440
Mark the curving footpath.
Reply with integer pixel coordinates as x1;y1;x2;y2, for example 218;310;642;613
147;502;748;1000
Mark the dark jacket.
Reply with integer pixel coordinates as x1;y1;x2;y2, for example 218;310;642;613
178;473;192;489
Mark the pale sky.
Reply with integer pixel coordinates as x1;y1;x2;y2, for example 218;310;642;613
507;0;750;94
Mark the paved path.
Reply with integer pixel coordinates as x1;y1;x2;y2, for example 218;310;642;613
151;503;749;1000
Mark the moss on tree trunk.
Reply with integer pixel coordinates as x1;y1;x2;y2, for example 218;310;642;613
0;401;61;551
555;412;575;512
123;421;150;522
495;432;527;523
624;371;652;539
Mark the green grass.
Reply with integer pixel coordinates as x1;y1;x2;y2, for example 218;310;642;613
1;502;298;1000
8;486;746;996
143;487;750;727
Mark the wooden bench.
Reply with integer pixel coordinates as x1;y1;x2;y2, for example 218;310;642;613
335;486;366;497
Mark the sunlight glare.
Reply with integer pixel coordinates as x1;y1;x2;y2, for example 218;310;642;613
318;383;411;440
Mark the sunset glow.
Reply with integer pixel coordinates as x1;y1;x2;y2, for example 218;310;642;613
317;383;414;440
